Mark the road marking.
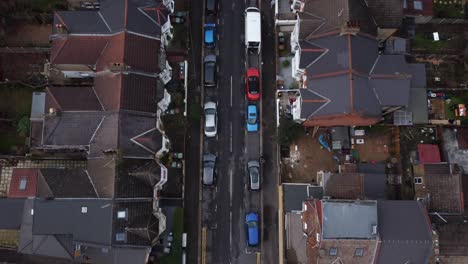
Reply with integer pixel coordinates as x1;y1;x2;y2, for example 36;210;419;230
230;122;233;152
229;169;233;202
257;252;261;264
230;75;233;107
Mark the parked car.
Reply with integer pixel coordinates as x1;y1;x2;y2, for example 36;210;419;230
206;0;218;15
246;68;260;101
204;101;217;137
204;55;217;87
245;212;259;246
247;160;260;190
204;23;216;49
246;104;259;132
203;153;216;185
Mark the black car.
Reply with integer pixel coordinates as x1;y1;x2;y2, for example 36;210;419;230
206;0;218;15
204;54;217;87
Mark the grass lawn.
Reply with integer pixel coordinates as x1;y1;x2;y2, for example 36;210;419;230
159;208;184;264
0;83;34;154
411;33;449;53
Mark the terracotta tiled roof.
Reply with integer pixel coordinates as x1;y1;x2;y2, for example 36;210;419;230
46;86;103;111
8;168;38;198
417;144;441;164
50;36;109;66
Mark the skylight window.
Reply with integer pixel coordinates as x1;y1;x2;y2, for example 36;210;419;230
116;232;126;242
117;209;127;219
81;206;88;213
19;178;27;190
355;248;364;257
329;247;338;256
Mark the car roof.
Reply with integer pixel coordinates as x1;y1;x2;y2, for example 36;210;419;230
246;212;258;222
247;68;259;76
248;160;260;168
204;101;216;109
248;105;257;113
203;153;216;162
204;54;216;63
205;29;214;43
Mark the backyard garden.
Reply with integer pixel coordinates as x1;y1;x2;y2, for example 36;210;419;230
0;83;35;155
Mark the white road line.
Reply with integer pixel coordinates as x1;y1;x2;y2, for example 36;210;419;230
230;122;233;152
230;75;233;107
229;169;233;203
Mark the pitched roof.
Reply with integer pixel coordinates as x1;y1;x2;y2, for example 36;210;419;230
53;0;171;38
115;159;160;198
46;86;103;111
299;34;421;126
8;169;38;198
94;73;161;113
404;0;433;16
377;200;433;264
367;0;404;28
50;36;109;65
37;169;98;198
417;144;441;164
414;163;463;214
299;0;377;39
321;200;378;239
323;173;365;199
112;200;159;246
0;198;25;229
32;199;114;245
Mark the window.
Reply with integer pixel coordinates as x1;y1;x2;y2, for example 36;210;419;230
117;209;127;219
116;232;126;242
414;1;423;10
81;207;88;213
329;247;338;256
19;178;27;190
414;177;423;184
355;248;364;257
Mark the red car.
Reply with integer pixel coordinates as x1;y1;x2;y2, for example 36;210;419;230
246;68;260;101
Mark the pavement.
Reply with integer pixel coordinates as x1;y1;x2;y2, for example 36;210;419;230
183;0;203;263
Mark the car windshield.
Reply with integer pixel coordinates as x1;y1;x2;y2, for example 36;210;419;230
248;76;259;94
248;113;257;124
249;166;259;182
205;62;215;82
247;221;257;228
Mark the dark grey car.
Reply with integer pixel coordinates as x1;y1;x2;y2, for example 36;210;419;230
203;153;217;185
204;54;217;87
247;160;260;190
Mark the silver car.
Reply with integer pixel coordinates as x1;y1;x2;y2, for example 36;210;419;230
204;101;217;137
248;160;260;190
203;153;217;185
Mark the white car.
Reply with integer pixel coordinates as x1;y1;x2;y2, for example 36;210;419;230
204;101;217;137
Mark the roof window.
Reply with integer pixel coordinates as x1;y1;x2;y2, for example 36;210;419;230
116;232;126;242
329;247;338;256
355;248;364;257
117;209;127;219
19;178;27;190
81;206;88;213
414;177;423;184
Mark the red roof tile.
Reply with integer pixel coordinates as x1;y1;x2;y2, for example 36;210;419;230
8;168;38;198
417;144;441;164
51;36;109;65
46;86;103;111
457;128;468;149
94;73;123;111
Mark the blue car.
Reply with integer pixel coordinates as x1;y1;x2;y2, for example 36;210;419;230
204;23;216;48
245;212;259;246
246;104;258;132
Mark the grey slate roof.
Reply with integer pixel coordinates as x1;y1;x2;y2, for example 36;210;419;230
38;169;98;198
54;0;170;38
283;184;323;212
321;200;378;239
408;87;428;124
0;198;25;229
32;199;113;245
377;200;433;264
79;246;150;264
371;78;411;106
367;0;404;28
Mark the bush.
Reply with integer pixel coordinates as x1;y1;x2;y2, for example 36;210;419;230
277;116;303;146
282;60;290;68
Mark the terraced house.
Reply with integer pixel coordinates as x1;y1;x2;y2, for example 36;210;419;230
0;0;176;263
